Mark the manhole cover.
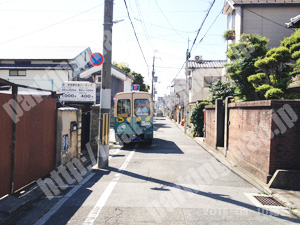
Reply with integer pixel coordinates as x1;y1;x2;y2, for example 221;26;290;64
253;196;284;207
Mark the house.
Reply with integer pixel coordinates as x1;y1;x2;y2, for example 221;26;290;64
223;0;300;48
0;46;92;94
188;59;226;103
79;64;133;104
168;79;186;123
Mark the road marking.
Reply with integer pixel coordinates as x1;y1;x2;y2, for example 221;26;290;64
83;149;137;225
33;172;95;225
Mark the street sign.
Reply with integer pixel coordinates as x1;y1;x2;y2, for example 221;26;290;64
59;81;96;102
132;84;140;91
90;52;104;66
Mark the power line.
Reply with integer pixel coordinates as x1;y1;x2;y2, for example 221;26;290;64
245;8;295;31
194;9;222;51
123;0;150;80
170;62;185;85
190;0;216;53
134;18;197;34
134;0;155;51
153;0;186;40
0;3;104;45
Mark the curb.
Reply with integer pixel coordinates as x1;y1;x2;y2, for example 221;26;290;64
0;184;44;225
170;117;300;219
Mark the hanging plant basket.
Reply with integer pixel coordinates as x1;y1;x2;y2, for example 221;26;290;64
224;30;235;40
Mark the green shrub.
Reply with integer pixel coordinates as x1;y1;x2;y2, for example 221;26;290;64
190;102;210;137
265;88;284;99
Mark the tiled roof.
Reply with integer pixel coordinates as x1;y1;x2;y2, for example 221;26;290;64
188;60;226;69
232;0;300;5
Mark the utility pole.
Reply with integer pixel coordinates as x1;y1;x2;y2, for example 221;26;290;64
184;39;190;134
152;55;155;103
98;0;113;168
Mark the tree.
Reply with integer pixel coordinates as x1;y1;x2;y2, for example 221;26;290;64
112;62;131;74
225;34;269;101
113;61;149;92
132;72;149;92
208;80;236;103
248;29;300;99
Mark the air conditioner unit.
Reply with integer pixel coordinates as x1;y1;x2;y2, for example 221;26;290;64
195;55;202;62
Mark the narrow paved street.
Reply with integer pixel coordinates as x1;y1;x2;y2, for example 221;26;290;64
12;117;300;224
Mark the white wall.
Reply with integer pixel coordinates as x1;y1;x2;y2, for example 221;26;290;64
0;69;70;92
189;67;224;103
124;78;132;92
243;6;299;48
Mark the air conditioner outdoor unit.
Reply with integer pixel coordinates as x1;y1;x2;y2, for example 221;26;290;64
195;55;202;62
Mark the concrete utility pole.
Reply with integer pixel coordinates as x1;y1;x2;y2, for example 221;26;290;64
98;0;114;168
184;39;190;134
152;55;155;102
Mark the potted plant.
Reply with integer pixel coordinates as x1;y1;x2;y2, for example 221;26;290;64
224;29;235;40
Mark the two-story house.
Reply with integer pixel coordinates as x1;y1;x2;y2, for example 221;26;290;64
0;46;92;94
223;0;300;48
188;59;226;103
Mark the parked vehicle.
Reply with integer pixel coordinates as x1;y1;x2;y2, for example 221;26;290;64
114;91;153;145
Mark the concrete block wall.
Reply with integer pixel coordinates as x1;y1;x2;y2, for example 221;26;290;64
205;105;215;147
90;105;100;153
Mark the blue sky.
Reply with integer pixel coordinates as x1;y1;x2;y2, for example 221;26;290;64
0;0;227;97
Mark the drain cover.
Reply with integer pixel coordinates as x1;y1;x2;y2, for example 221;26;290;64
244;193;287;209
253;196;284;207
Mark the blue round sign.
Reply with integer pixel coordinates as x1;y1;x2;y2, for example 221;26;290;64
90;53;104;66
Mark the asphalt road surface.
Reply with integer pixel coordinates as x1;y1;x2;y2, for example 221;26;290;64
11;117;300;225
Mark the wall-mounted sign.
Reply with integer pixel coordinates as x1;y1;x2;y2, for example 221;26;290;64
62;134;69;152
59;81;96;102
132;84;140;91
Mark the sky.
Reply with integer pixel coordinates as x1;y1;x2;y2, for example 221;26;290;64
0;0;227;98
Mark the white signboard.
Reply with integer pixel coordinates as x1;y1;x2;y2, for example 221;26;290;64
59;81;96;102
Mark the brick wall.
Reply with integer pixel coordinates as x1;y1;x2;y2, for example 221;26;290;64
205;100;300;183
269;101;300;175
205;106;215;147
227;101;273;182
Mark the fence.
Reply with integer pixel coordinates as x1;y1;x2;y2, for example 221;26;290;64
0;93;56;198
205;99;300;183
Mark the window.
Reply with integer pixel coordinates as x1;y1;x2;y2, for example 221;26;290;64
134;99;150;116
204;76;221;87
227;14;231;29
232;11;235;29
117;99;131;117
9;70;26;76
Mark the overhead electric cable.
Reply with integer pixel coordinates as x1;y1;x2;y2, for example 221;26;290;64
123;0;150;80
153;0;186;40
0;3;104;45
190;0;216;53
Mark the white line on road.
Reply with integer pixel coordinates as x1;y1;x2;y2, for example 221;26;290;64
83;148;137;225
33;172;95;225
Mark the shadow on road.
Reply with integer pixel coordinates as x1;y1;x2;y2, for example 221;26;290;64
101;166;300;224
121;138;184;154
